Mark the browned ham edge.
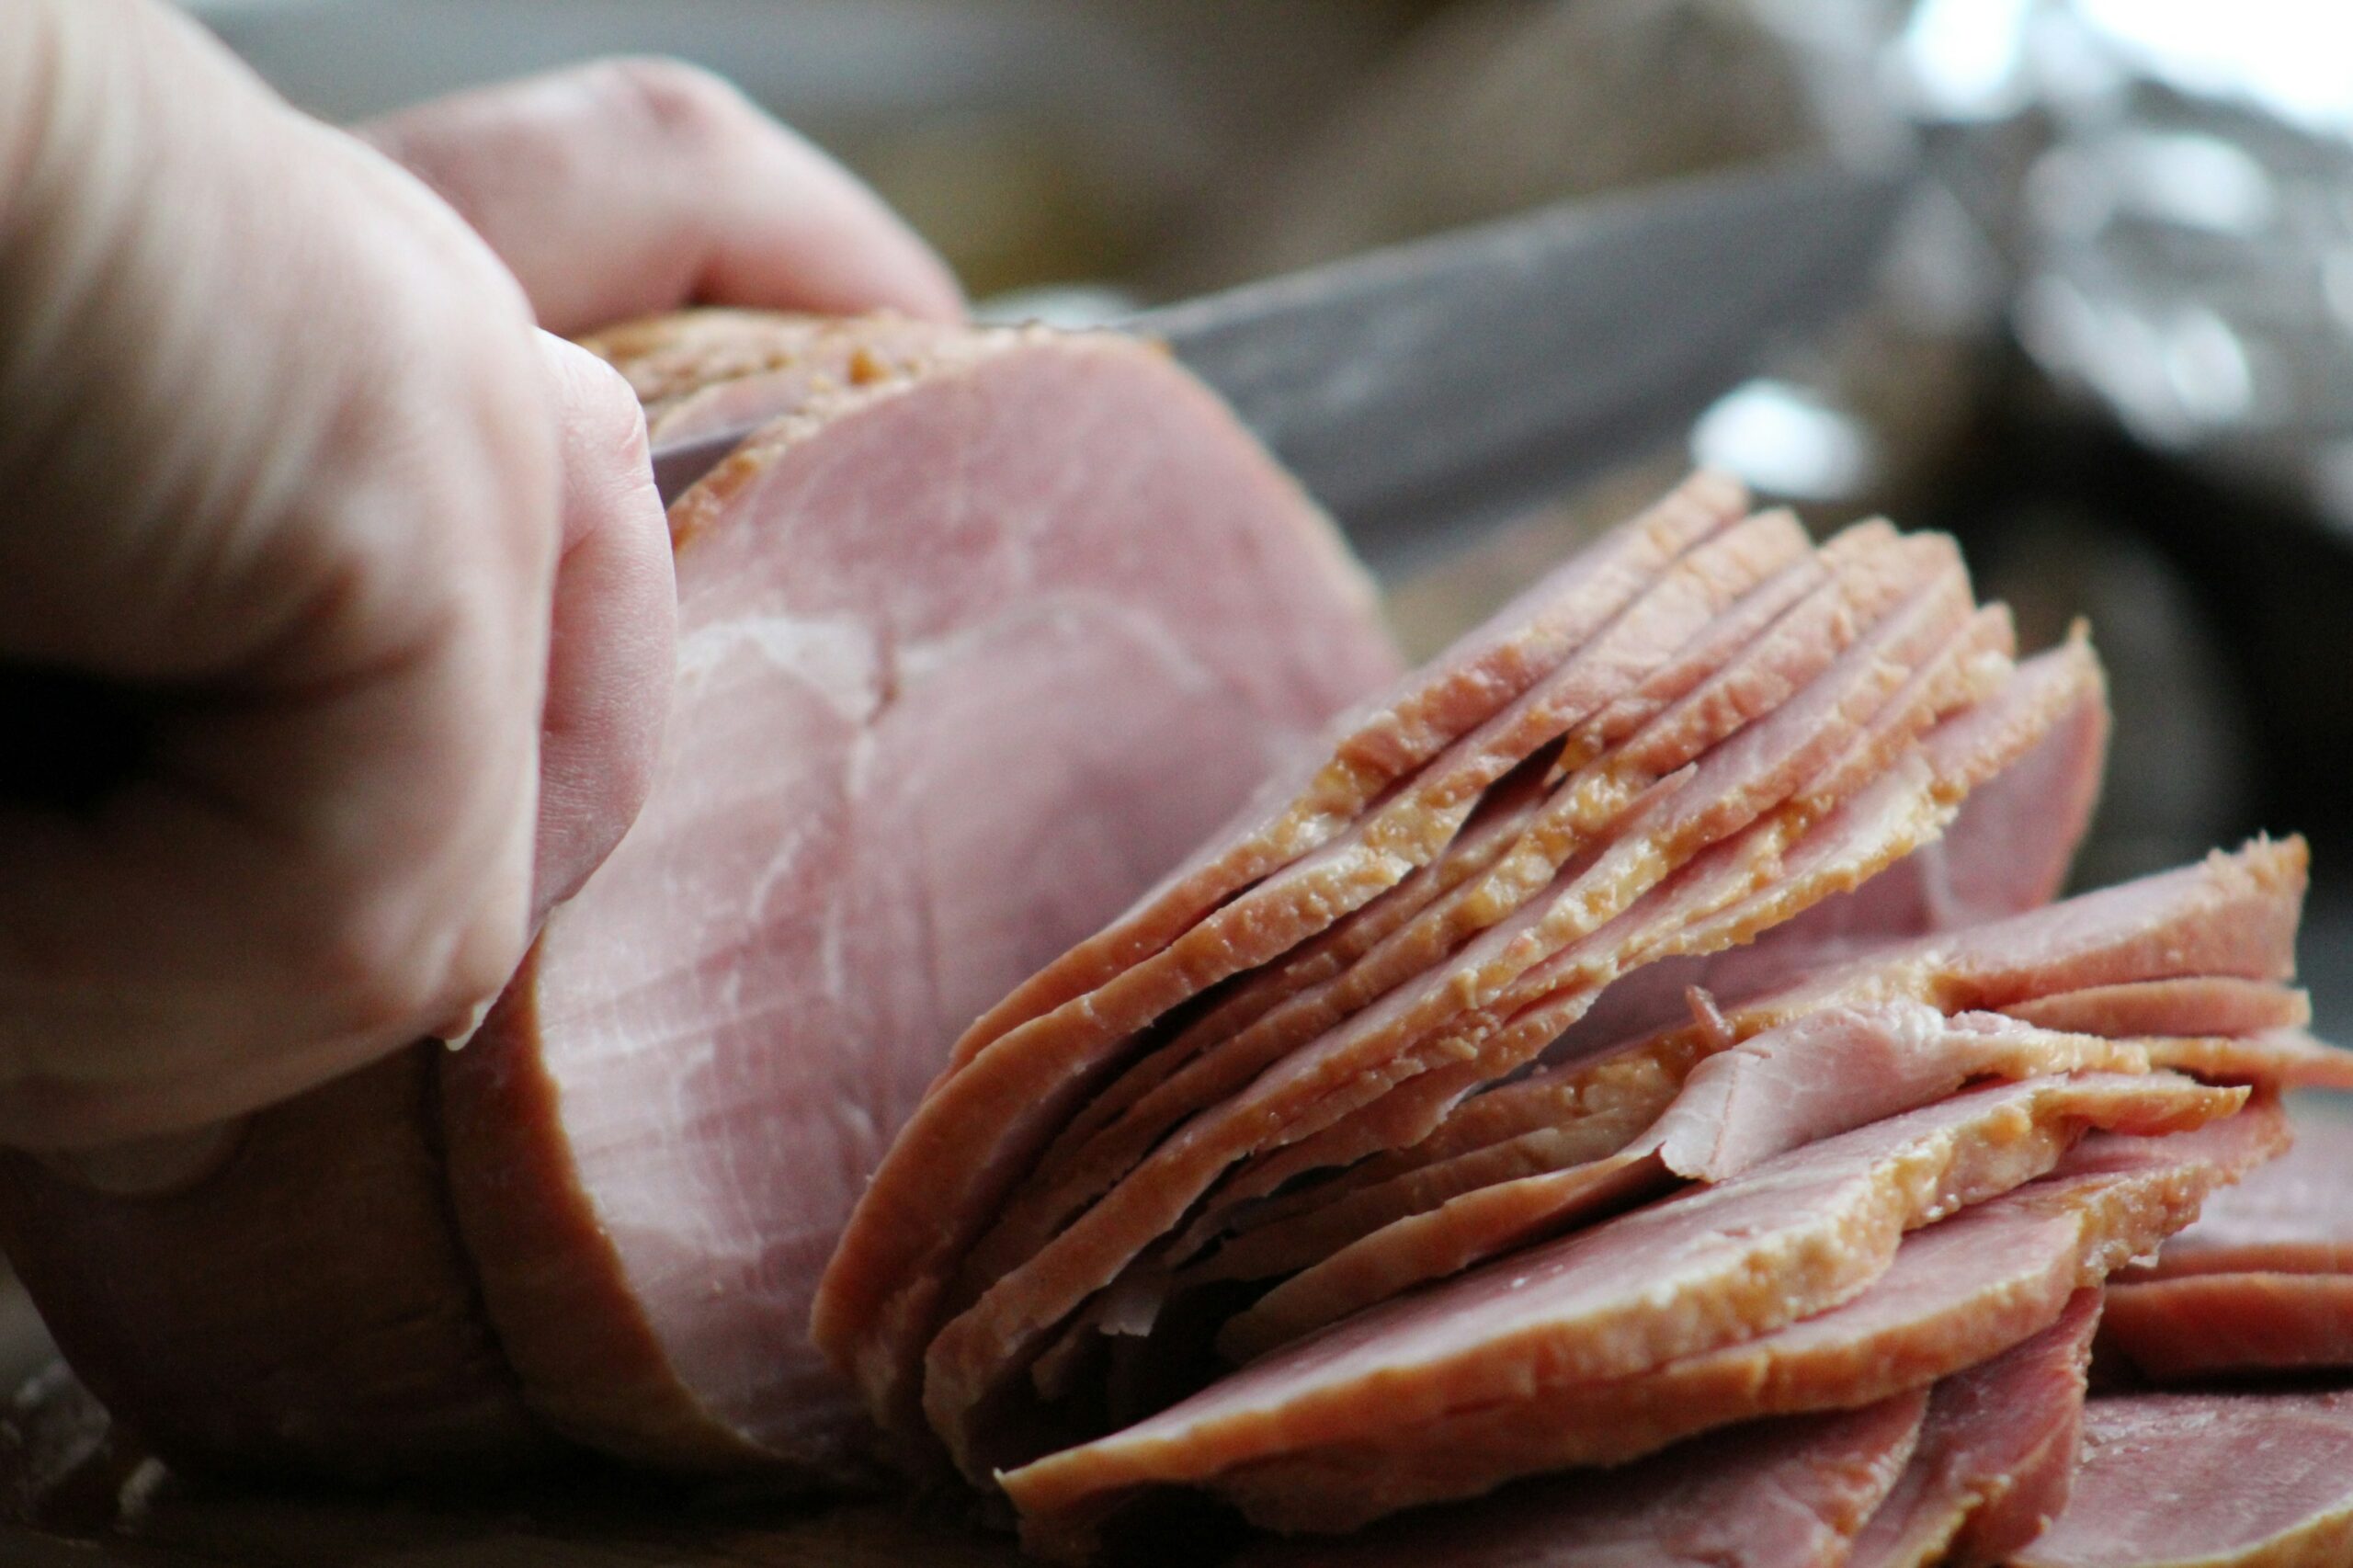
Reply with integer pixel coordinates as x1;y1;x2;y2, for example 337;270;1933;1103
1234;1393;1930;1568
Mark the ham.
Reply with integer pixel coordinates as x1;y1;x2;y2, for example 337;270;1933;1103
0;312;1401;1483
997;1072;2242;1552
1847;1289;2102;1568
1237;1394;1930;1568
1536;635;2111;1059
921;542;1989;1475
955;512;1861;1296
2101;1274;2353;1381
1182;1103;2276;1539
2013;1393;2353;1568
0;1053;545;1483
2003;978;2313;1039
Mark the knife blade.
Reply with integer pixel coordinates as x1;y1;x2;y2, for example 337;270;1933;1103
653;158;1909;572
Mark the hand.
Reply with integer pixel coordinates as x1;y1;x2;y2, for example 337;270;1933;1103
0;0;961;1151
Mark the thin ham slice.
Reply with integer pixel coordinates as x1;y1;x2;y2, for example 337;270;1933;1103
2101;1274;2353;1381
1847;1289;2102;1568
2013;1392;2353;1568
1238;1394;1930;1568
1217;641;2110;1229
1536;642;2111;1058
996;1072;2242;1551
1190;1102;2277;1537
1442;835;2303;1180
1190;586;2018;1232
2003;978;2313;1039
2126;1103;2353;1276
1010;532;1984;1296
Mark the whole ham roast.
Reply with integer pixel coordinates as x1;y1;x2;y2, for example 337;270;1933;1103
6;311;2351;1568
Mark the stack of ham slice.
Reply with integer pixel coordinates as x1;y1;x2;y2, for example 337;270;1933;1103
813;449;2347;1562
3;312;2347;1568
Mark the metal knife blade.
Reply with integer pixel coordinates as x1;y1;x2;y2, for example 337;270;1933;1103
654;158;1909;571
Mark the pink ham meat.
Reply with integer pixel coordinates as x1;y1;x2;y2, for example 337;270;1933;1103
441;317;1404;1476
814;475;1758;1440
2013;1392;2353;1568
996;1072;2243;1553
1179;1102;2276;1540
1179;585;2020;1235
2099;1104;2353;1381
1239;1393;1930;1568
1847;1289;2102;1568
2004;978;2313;1039
915;538;1985;1469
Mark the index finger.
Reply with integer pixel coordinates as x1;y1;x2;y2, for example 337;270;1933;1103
358;58;964;335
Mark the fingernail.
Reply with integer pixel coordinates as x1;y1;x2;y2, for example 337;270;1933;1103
433;996;495;1051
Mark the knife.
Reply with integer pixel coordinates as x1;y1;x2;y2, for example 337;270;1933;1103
653;158;1909;574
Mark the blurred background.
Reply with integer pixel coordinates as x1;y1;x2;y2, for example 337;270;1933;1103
10;0;2350;1395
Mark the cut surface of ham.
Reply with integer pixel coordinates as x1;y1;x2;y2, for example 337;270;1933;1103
2013;1392;2353;1568
447;319;1401;1476
1847;1288;2102;1568
1237;1393;1929;1568
998;1073;2242;1548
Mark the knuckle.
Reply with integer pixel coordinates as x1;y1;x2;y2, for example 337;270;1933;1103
589;56;751;153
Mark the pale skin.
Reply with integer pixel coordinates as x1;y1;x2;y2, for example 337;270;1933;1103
0;0;962;1151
